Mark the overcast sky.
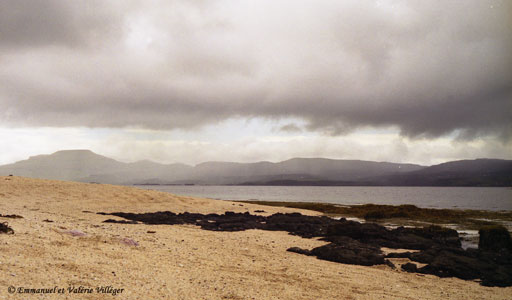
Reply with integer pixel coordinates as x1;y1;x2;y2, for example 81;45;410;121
1;0;511;166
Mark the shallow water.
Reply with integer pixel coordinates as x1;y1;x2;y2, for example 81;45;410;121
135;185;512;211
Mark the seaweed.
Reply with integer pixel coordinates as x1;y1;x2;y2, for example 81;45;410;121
237;201;512;229
0;214;23;219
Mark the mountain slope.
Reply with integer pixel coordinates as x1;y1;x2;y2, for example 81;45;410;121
0;150;125;181
169;158;424;184
365;159;512;186
0;150;195;184
0;150;510;186
0;150;424;185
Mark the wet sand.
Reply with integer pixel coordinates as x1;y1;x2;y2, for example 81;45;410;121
0;176;510;299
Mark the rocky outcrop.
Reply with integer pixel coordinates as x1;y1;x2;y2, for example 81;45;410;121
311;236;385;266
479;225;512;251
0;222;13;234
100;210;512;287
397;246;512;287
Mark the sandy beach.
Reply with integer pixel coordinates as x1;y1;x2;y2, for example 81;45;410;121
0;176;510;300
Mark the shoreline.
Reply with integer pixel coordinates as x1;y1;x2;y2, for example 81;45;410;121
236;200;512;249
236;200;512;229
134;184;512;212
1;176;511;299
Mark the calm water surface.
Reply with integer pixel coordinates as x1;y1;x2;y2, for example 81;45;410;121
134;185;512;211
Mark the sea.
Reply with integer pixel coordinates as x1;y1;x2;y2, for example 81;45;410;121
134;185;512;211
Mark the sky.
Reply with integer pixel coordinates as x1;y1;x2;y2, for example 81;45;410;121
0;0;511;166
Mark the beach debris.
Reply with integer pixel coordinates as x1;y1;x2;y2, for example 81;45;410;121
43;219;54;223
0;214;23;219
121;238;139;246
0;222;14;234
147;230;156;234
254;210;265;213
99;210;512;287
66;230;86;237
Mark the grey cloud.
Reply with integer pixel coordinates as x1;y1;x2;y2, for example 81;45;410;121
278;124;303;133
0;0;510;140
0;0;123;49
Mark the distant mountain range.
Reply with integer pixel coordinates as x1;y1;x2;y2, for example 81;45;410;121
0;150;511;186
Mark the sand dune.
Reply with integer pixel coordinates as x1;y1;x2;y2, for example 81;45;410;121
0;176;510;299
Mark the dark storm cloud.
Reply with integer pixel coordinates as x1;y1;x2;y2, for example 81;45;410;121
0;0;510;139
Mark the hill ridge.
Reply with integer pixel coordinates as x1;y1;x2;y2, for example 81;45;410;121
0;150;510;186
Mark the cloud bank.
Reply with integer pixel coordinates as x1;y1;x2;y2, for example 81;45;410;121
1;0;510;139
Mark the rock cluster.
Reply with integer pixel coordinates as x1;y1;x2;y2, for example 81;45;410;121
99;211;512;287
389;225;512;287
0;222;14;234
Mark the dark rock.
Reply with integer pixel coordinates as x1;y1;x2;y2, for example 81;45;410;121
325;222;461;251
311;236;384;266
103;219;139;224
385;252;413;259
0;222;13;234
265;213;335;238
389;226;461;250
326;220;390;240
98;209;512;287
384;259;396;269
404;246;512;287
401;263;418;273
287;247;312;255
43;219;54;223
478;225;512;251
414;248;483;280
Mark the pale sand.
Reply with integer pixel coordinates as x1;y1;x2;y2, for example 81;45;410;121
0;176;510;300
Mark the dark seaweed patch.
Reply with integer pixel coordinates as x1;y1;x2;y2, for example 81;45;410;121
0;214;23;219
237;201;512;229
